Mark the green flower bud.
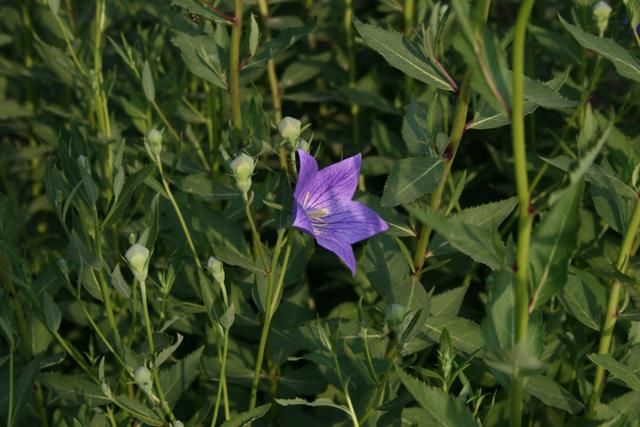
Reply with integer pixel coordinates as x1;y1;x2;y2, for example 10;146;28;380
207;256;225;285
593;1;612;36
230;153;255;195
146;129;163;157
77;155;89;172
385;303;406;327
125;243;150;283
172;421;184;427
134;366;153;394
278;116;301;142
57;258;69;277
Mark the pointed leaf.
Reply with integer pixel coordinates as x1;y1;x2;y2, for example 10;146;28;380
381;158;445;207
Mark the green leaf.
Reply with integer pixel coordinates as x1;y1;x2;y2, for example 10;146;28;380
142;60;155;102
558;273;601;330
396;367;479;427
560;15;640;83
171;0;228;24
220;404;272;427
155;333;183;368
354;20;454;91
529;179;582;310
159;346;203;405
40;373;110;405
589;354;640;391
276;397;351;415
423;316;484;354
0;355;43;425
525;375;584;414
402;98;431;156
113;395;164;426
103;166;154;229
430;285;469;317
171;31;227;89
42;291;62;332
249;14;260;58
408;207;505;270
381;157;445;207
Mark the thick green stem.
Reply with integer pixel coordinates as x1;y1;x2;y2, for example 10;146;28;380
249;231;289;410
510;1;535;426
589;198;640;411
412;74;471;272
230;0;243;130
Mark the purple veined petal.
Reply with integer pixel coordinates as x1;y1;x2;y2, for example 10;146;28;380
292;201;314;236
293;150;319;202
317;200;389;244
315;234;357;275
303;153;361;210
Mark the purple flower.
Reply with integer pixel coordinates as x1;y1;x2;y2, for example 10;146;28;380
292;149;388;275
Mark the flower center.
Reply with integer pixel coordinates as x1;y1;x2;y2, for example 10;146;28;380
307;207;329;220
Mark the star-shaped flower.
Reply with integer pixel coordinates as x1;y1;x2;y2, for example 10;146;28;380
292;149;389;275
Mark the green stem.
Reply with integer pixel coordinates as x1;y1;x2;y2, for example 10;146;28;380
230;0;243;130
244;195;269;271
510;1;535;426
7;350;13;427
589;198;640;411
412;73;471;272
211;329;230;426
403;0;415;98
249;230;288;410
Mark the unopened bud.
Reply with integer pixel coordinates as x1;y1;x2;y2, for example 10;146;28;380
593;1;612;36
57;258;69;277
134;366;153;394
145;129;163;161
297;138;310;152
230;153;255;195
125;244;150;283
385;304;406;327
171;422;184;427
207;256;225;285
77;155;89;172
278;116;301;142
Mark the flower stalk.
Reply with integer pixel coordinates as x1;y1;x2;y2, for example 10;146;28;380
230;0;243;130
589;198;640;411
510;1;535;426
344;0;359;146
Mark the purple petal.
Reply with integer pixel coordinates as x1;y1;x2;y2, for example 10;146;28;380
304;153;361;209
293;150;319;203
319;200;389;244
292;201;314;236
315;234;356;275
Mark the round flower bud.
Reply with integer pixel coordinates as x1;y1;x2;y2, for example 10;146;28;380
57;258;69;277
77;155;89;172
230;153;255;195
146;129;163;158
385;303;406;327
278;116;302;142
207;256;225;285
593;1;612;35
125;244;150;283
134;366;153;393
172;422;184;427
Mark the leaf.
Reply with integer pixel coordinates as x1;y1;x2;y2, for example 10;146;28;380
0;355;43;425
171;31;226;89
381;157;445;207
396;367;479;427
589;354;640;391
159;346;203;405
110;264;131;298
525;375;584;414
142;60;155;102
103;166;154;229
249;14;260;58
528;179;582;310
408;207;505;270
42;291;62;332
423;316;484;354
559;273;601;330
113;395;164;426
560;15;640;83
171;0;228;24
220;404;272;427
354;20;454;91
402;98;431;156
430;284;468;317
39;373;110;405
155;333;183;368
275;397;351;415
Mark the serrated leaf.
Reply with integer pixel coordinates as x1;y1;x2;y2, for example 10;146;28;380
559;273;601;330
113;395;164;426
525;375;584;414
408;207;505;270
402;98;431;155
560;15;640;83
171;0;228;24
171;31;226;89
529;179;582;310
159;346;203;405
381;157;444;207
423;316;483;354
142;60;155;102
220;404;272;427
589;354;640;391
155;333;183;368
354;20;454;91
40;373;110;405
396;367;479;427
42;291;61;332
430;285;468;317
